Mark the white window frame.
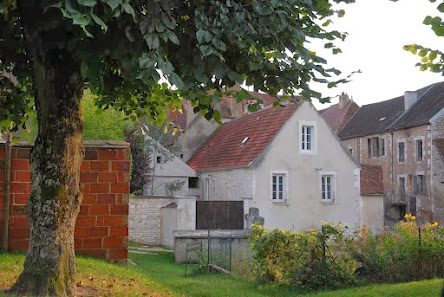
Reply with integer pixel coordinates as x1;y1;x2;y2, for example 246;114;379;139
320;171;336;203
271;171;288;202
203;177;210;200
397;140;406;163
414;137;425;163
299;120;317;154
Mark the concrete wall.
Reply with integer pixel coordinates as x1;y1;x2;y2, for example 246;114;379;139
431;113;444;225
342;124;435;225
361;195;385;232
129;196;196;246
0;141;131;262
247;102;362;231
173;230;250;263
198;168;254;201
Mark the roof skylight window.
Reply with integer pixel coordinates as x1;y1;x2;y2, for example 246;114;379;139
241;137;249;145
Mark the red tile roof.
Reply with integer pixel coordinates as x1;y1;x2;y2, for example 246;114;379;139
360;164;384;195
187;103;300;171
320;100;359;133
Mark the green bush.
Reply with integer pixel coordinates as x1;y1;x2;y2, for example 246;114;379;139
249;223;356;290
349;217;444;283
249;218;444;291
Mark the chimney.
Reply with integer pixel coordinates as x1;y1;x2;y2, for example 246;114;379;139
404;91;418;111
339;92;350;109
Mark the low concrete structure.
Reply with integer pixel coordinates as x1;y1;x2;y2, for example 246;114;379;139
173;229;250;263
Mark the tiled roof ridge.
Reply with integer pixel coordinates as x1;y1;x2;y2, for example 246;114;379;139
187;103;300;171
386;83;436;131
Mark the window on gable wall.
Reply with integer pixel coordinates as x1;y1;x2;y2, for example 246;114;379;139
416;140;424;162
321;175;335;202
272;174;286;201
301;125;313;152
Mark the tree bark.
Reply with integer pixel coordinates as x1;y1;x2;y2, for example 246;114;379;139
9;47;84;296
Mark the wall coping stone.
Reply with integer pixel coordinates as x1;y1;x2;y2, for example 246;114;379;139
174;229;250;239
132;195;197;200
0;140;129;149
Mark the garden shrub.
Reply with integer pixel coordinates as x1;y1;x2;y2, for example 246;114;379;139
249;223;356;290
349;216;444;283
249;217;443;290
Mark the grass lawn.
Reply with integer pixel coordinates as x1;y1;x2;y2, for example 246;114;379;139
0;251;443;296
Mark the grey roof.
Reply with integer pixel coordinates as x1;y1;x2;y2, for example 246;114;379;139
338;82;444;139
388;82;444;130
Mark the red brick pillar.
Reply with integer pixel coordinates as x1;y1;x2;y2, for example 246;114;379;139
0;141;130;263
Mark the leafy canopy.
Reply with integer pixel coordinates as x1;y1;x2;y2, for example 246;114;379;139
402;0;444;74
1;0;354;133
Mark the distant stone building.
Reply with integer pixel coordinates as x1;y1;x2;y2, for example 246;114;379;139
338;82;444;226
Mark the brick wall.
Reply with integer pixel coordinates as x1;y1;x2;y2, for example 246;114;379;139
0;140;130;262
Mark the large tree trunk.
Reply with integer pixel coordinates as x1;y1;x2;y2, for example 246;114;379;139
9;47;84;296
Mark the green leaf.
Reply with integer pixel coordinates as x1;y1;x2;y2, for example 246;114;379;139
213;110;221;124
418;48;428;57
139;54;155;69
429;51;437;61
77;0;97;7
107;0;121;10
438;3;444;13
145;34;160;49
169;73;184;89
200;45;213;57
168;31;180;45
90;12;108;31
122;2;135;17
196;29;212;44
211;38;227;52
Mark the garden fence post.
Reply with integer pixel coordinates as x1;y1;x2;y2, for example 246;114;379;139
321;226;326;266
207;228;210;272
418;226;422;279
229;233;232;273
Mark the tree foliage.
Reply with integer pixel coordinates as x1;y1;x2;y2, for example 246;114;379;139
0;0;355;295
402;0;444;74
82;90;131;141
1;0;355;135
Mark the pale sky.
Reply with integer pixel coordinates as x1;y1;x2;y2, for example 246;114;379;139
311;0;444;110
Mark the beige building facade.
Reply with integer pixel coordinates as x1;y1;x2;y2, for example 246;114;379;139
191;102;383;232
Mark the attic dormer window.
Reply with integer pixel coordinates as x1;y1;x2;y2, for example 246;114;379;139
241;137;249;146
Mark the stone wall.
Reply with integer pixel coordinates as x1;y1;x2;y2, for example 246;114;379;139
0;141;130;262
432;114;444;224
342;124;436;225
129;196;196;246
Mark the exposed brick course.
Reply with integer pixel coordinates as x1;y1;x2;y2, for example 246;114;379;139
0;142;130;262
